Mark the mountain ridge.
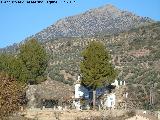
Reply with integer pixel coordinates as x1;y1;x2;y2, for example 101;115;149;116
33;4;154;42
0;4;154;52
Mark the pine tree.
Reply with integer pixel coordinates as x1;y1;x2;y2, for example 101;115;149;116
0;54;29;83
19;39;48;84
80;41;117;108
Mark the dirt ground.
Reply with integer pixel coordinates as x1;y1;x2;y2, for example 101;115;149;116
22;108;127;120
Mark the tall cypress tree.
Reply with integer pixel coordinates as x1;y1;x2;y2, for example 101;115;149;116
80;41;117;108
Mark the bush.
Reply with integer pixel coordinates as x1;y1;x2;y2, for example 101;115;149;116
125;110;136;117
0;72;25;118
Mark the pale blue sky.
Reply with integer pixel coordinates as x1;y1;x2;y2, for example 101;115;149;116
0;0;160;48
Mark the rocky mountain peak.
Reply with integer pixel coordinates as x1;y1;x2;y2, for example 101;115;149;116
31;4;153;42
85;4;122;17
98;4;121;13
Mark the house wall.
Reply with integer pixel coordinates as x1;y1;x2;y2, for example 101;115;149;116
73;100;81;110
75;83;89;99
105;93;116;108
74;83;89;110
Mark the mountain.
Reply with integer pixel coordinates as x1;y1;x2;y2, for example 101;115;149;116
0;4;153;53
34;4;153;42
44;22;160;109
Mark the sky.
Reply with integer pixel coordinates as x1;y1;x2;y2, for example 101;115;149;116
0;0;160;48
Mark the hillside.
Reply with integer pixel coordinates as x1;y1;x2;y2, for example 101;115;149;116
43;22;159;80
44;22;160;109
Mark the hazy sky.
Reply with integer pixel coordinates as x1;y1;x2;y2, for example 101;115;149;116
0;0;160;48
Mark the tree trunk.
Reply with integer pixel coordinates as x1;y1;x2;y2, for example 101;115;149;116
93;90;96;109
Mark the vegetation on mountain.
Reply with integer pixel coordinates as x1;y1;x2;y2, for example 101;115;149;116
33;4;152;42
80;41;117;108
0;4;153;51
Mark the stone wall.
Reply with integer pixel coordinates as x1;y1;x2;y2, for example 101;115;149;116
26;85;38;108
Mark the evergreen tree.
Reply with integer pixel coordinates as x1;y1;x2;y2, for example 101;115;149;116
80;41;117;108
19;39;48;84
0;54;29;83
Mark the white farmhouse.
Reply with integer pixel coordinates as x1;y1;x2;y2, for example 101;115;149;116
74;76;89;110
74;76;126;110
104;93;116;108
